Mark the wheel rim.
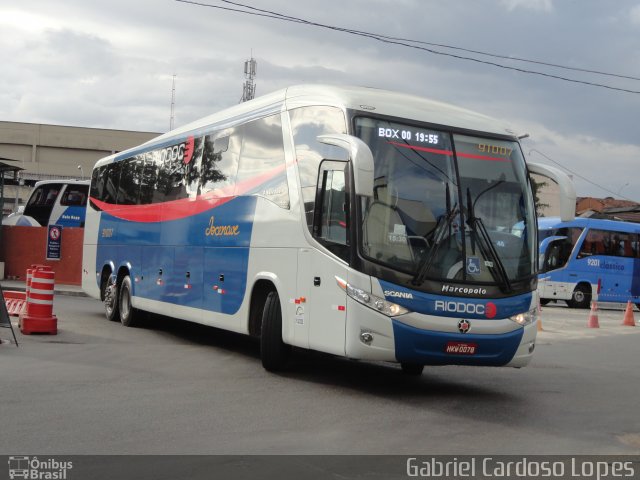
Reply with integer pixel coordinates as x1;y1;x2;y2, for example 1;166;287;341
574;290;585;303
120;286;130;319
104;280;116;314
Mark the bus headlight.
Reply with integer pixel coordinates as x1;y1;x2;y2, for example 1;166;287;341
335;276;410;317
510;307;538;326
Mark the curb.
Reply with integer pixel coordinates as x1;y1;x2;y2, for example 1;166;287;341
1;284;88;298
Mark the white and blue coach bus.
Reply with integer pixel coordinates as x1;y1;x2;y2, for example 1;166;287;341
82;85;573;373
4;179;89;227
538;217;640;308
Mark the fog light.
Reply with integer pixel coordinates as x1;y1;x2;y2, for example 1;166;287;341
528;342;535;354
360;332;373;345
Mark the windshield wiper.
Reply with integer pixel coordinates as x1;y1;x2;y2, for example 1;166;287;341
465;188;512;293
411;203;458;286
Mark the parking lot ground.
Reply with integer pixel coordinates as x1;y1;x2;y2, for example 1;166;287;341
1;296;639;455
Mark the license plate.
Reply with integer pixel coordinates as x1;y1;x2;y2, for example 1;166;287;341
445;342;478;355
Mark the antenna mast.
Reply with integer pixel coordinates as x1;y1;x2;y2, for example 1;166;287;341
170;74;176;130
241;54;257;102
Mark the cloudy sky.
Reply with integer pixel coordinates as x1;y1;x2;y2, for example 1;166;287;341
1;0;639;201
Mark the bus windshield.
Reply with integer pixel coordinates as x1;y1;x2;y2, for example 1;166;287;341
355;117;536;288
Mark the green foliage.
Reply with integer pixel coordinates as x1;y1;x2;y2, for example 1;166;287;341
530;176;550;217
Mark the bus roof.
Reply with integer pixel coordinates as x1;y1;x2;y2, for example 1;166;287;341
95;84;520;169
538;216;640;233
32;179;90;188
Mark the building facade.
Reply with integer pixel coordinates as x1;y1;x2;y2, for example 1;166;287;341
0;121;159;215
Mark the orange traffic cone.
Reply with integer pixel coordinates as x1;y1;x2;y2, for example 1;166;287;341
537;299;544;331
622;301;636;327
587;301;600;328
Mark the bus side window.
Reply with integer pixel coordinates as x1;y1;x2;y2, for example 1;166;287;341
236;114;289;208
116;157;141;205
139;155;159;205
61;186;88;206
289;106;348;233
199;129;240;198
101;162;121;204
313;161;350;261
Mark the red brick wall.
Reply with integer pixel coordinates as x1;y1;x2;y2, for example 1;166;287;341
1;226;83;285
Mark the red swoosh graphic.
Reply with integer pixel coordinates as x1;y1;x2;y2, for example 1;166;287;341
91;162;287;223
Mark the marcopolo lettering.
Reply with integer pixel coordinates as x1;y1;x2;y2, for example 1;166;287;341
442;284;488;296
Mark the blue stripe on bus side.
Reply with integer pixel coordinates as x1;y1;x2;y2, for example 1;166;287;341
95;196;257;315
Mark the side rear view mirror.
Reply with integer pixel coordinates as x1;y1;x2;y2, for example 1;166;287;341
527;162;576;221
317;134;374;197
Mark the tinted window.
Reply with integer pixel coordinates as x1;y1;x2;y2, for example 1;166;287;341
116;158;140;205
236;114;288;208
312;162;350;261
158;152;188;203
100;162;121;204
200;128;240;197
60;185;89;206
23;183;63;225
579;229;638;258
289;106;347;230
139;155;159;205
26;183;62;208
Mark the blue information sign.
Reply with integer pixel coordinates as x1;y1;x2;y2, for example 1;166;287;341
46;224;63;260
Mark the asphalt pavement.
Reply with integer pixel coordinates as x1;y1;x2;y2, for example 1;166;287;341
1;295;639;455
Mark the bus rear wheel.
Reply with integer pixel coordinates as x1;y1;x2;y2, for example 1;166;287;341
119;276;141;327
567;284;591;309
104;275;119;322
260;291;290;371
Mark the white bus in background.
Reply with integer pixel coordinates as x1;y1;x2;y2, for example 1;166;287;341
82;84;573;374
3;179;90;227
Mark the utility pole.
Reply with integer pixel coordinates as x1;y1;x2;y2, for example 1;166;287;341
170;74;176;130
241;55;257;102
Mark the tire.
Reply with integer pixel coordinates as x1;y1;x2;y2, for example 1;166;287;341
401;362;424;376
104;274;119;322
567;284;591;309
260;291;290;371
118;276;141;327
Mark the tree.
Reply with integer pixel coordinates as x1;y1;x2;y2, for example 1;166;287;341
530;175;550;217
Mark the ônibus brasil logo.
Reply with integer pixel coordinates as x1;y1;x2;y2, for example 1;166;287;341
434;300;497;318
8;456;73;479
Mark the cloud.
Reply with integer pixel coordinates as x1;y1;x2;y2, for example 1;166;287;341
631;5;640;25
500;0;554;12
519;121;640;199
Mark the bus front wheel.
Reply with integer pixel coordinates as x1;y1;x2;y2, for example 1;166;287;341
568;284;591;309
260;291;290;371
119;276;141;327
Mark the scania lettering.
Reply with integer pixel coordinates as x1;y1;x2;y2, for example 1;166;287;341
83;85;574;375
384;290;414;299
